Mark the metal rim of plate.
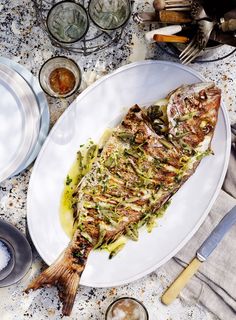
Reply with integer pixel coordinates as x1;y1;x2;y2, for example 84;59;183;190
0;219;32;288
0;57;50;176
32;0;133;56
0;64;40;183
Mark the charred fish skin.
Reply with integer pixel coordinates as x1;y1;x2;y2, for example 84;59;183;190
26;82;221;316
75;104;184;243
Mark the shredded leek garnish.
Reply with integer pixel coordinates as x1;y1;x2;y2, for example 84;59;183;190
59;92;213;258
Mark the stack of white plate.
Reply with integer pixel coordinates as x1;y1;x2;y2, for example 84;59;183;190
0;58;50;183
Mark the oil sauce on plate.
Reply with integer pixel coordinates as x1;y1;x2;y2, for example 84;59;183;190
59;130;113;238
59;157;80;238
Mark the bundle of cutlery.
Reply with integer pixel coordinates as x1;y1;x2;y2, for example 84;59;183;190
134;0;236;64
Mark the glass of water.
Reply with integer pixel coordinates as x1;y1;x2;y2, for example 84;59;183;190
88;0;131;31
47;1;89;43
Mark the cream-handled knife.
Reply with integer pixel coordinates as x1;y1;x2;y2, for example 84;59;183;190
161;205;236;305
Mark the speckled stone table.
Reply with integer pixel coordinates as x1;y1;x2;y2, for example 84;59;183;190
0;1;235;319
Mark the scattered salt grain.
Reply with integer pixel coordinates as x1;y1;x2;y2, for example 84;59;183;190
0;240;11;271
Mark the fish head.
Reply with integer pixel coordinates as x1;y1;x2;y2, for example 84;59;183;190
167;82;221;150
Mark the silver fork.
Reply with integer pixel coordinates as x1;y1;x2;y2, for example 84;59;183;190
190;0;208;20
179;20;215;65
153;0;192;11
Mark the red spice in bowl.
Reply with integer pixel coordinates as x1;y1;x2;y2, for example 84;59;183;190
49;67;76;95
39;56;81;98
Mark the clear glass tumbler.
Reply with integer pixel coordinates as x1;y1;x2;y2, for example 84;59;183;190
105;297;149;320
88;0;131;31
47;1;89;43
39;56;82;98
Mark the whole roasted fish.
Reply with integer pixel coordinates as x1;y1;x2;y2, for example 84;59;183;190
26;82;221;316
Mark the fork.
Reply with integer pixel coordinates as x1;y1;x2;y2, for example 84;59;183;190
190;0;208;20
153;0;192;11
179;20;215;64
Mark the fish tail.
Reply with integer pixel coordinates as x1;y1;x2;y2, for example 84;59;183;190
26;253;81;316
25;230;93;316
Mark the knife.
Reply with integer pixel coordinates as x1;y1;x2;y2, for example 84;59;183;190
135;7;236;26
153;34;190;43
210;29;236;47
145;25;236;47
161;205;236;305
145;25;183;42
134;11;192;25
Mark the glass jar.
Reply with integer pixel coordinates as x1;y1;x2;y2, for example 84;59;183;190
88;0;131;31
39;56;82;98
105;297;149;320
47;1;89;43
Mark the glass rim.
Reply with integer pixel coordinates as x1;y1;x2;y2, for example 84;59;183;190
38;56;82;98
46;0;89;44
105;297;149;320
88;0;132;31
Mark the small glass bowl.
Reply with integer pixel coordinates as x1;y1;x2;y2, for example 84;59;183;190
105;297;149;320
39;56;82;98
47;1;89;43
88;0;131;31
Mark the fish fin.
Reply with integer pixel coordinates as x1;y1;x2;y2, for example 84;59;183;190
25;255;80;316
25;231;93;316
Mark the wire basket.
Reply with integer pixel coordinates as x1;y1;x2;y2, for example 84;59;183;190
33;0;132;56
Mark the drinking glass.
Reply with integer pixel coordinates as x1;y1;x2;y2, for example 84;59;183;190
47;1;89;43
88;0;131;31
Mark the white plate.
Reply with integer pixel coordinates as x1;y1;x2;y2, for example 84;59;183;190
27;61;231;287
0;57;50;176
0;64;40;182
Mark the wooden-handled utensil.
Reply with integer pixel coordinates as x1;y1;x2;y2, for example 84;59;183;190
161;205;236;305
133;12;158;25
134;10;192;25
153;34;189;43
220;18;236;32
210;29;236;47
153;0;192;11
145;25;183;42
158;10;192;23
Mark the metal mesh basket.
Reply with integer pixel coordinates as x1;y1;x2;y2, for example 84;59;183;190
33;0;132;55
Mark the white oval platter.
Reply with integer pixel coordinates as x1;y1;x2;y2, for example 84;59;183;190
27;61;230;287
